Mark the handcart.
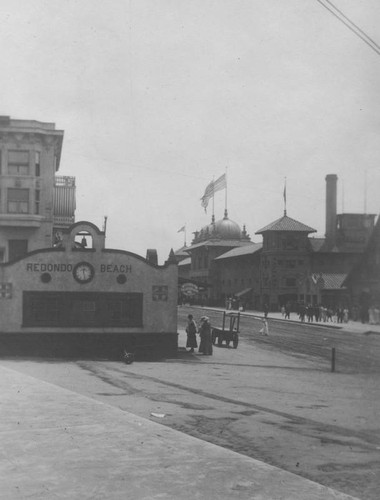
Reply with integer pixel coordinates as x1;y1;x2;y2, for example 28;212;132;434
211;311;240;348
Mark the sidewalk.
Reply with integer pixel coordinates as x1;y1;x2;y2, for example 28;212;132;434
0;364;360;500
193;306;380;335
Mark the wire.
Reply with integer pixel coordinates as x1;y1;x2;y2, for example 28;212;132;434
315;0;380;56
324;0;380;50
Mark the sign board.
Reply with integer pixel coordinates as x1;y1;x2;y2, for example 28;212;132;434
181;283;198;297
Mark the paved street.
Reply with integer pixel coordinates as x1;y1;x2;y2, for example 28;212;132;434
2;306;380;499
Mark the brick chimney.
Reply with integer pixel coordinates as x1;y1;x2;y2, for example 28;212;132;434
325;174;338;248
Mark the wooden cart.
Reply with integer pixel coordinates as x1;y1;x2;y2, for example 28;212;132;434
211;311;240;348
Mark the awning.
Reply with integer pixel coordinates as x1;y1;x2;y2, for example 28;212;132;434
235;288;252;298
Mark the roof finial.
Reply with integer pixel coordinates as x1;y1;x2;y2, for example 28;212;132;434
224;208;228;219
283;177;287;216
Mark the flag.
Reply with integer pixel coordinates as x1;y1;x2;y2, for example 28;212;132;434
213;173;226;194
200;174;227;212
200;180;215;212
177;225;185;233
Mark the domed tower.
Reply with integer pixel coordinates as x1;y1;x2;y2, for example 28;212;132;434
185;210;251;303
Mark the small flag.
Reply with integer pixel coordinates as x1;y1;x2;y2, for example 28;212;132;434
177;225;185;233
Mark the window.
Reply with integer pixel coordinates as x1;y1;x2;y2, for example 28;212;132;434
283;278;296;287
8;240;28;261
286;260;296;268
35;151;40;176
35;190;40;214
8;150;29;175
8;188;29;213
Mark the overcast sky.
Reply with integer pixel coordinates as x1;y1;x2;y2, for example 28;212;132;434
1;0;379;262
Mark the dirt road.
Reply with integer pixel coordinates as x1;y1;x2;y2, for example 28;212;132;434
3;307;380;499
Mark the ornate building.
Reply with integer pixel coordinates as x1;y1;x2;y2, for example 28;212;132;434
0;116;75;263
185;210;251;304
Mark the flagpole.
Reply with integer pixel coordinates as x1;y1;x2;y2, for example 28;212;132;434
212;175;215;221
284;177;287;216
225;167;228;215
184;224;187;247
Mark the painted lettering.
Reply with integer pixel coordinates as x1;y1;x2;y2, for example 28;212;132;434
100;264;132;273
25;263;73;273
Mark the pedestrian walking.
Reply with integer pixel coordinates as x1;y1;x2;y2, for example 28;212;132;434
284;303;291;319
299;304;306;322
260;318;269;336
198;316;213;355
185;314;198;353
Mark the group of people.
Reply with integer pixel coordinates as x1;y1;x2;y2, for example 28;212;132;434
185;314;213;355
296;304;349;323
279;303;351;323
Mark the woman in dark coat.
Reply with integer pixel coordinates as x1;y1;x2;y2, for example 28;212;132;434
198;316;213;355
186;314;198;353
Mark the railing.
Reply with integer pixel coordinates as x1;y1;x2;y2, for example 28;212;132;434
53;215;75;226
54;176;75;187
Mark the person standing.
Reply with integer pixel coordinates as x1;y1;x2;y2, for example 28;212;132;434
343;307;349;323
185;314;198;353
263;303;269;319
198;316;213;355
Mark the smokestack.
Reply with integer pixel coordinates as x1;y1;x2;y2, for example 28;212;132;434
325;174;338;248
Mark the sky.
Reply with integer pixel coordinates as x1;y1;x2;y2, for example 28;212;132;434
1;0;379;263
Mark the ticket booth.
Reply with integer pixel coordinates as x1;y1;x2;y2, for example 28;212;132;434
0;222;178;359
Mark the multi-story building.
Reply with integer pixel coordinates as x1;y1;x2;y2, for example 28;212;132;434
255;212;316;310
180;174;378;312
0;116;75;263
0;117;178;358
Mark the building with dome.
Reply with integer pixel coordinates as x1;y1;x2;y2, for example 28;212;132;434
179;174;378;313
183;209;252;304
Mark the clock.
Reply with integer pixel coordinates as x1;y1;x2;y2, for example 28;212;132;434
73;262;95;284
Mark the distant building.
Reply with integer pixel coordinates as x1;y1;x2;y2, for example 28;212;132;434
178;174;378;312
255;213;316;311
185;210;251;304
343;214;380;319
0;116;75;263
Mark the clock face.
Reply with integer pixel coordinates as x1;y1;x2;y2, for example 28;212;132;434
73;262;95;284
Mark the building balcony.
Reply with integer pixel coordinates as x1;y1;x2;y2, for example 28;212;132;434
0;213;45;227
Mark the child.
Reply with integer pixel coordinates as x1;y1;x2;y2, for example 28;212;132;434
260;318;269;336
